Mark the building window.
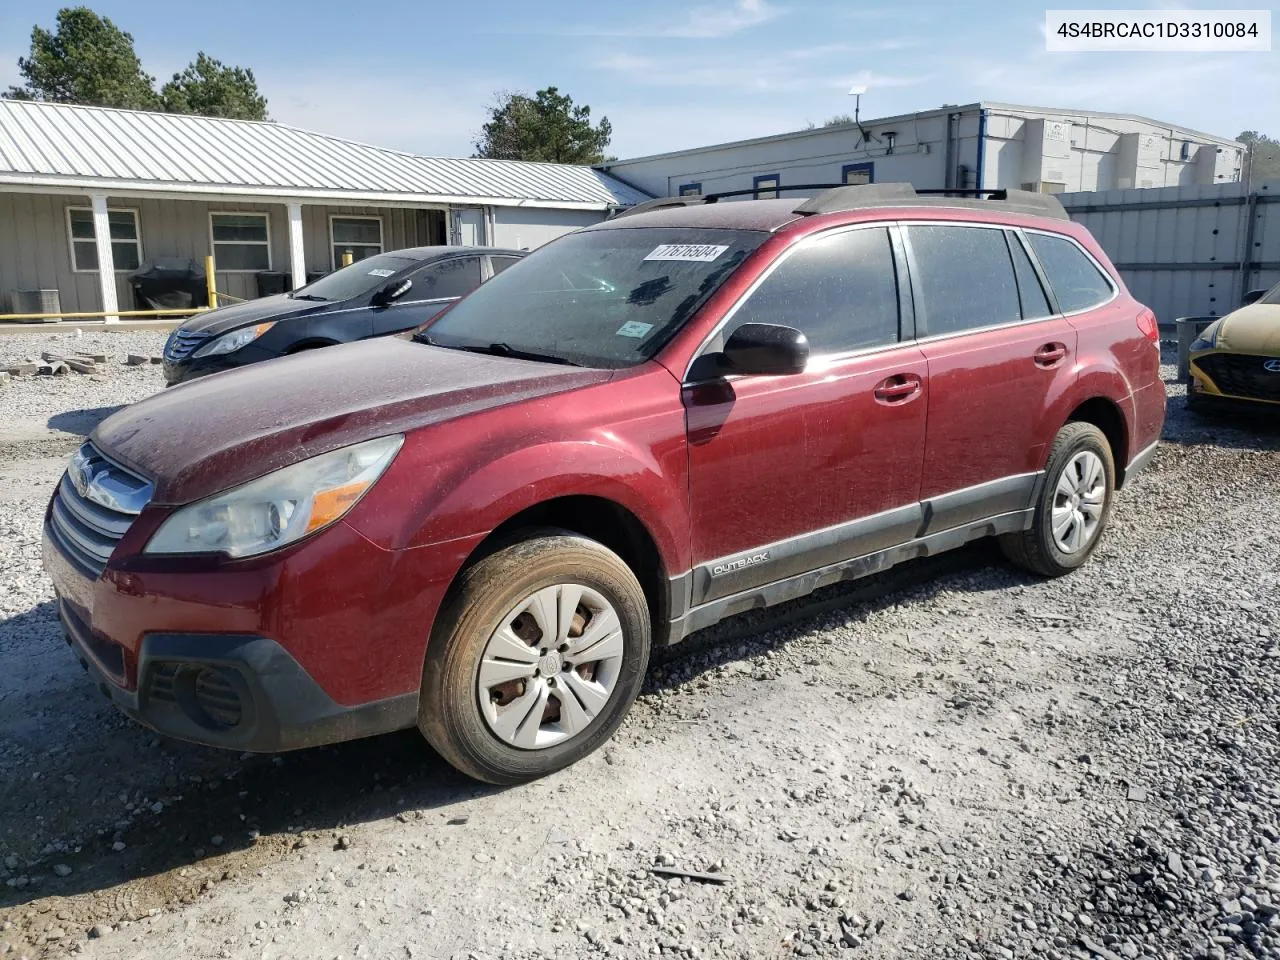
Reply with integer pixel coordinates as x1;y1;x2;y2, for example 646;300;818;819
331;216;384;268
210;212;271;271
753;174;780;199
678;182;702;197
841;163;875;186
67;207;141;272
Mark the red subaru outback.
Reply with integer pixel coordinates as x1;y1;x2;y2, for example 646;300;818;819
43;184;1165;784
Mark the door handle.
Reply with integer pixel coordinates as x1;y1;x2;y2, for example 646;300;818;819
1034;343;1067;367
873;374;922;404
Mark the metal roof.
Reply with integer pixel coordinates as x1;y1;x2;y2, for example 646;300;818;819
0;99;650;209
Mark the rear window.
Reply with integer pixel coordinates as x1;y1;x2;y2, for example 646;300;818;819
423;227;768;368
1026;232;1114;313
905;224;1021;336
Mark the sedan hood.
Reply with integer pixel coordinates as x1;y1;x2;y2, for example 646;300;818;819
93;338;613;504
175;294;323;337
1217;304;1280;353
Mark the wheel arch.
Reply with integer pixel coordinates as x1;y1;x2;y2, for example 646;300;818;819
447;495;677;649
1064;396;1130;486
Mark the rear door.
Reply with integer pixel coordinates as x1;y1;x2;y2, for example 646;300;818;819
903;222;1077;521
372;255;484;335
684;225;929;605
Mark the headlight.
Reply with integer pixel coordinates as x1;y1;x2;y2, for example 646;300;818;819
192;322;276;358
145;436;403;558
1190;323;1220;352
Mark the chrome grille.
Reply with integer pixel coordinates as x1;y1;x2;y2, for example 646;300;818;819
163;328;212;362
47;443;153;576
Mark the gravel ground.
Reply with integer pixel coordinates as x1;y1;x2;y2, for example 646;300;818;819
0;334;1277;960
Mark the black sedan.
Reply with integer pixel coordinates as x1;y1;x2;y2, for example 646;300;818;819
162;246;526;385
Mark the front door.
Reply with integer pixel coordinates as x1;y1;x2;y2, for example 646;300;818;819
902;223;1078;519
372;255;483;336
685;225;928;605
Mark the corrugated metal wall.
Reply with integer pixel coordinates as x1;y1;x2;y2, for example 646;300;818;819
1060;179;1280;325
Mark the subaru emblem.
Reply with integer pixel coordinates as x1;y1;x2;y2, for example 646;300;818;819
1264;359;1280;374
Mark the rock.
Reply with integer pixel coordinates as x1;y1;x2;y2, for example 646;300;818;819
5;363;37;376
52;864;72;877
111;841;126;852
88;925;110;939
335;835;352;850
126;354;148;366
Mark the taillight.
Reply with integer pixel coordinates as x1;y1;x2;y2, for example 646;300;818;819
1136;307;1159;343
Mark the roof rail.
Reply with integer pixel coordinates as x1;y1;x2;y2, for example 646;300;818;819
794;183;1069;220
607;196;705;219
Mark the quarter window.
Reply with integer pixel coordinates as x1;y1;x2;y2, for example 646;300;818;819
414;257;482;300
678;183;702;197
210;213;270;271
726;227;901;354
1007;232;1053;320
905;225;1020;336
1026;232;1114;313
489;256;522;277
68;208;141;272
331;216;384;268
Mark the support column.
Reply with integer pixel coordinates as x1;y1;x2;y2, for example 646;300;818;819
90;194;119;322
287;203;306;290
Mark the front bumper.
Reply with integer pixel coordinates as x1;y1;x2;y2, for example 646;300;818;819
1189;352;1280;407
58;599;417;751
162;344;277;385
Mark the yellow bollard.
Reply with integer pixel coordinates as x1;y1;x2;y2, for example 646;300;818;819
341;250;353;268
205;255;217;309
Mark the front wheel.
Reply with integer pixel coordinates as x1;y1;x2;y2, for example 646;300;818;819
418;532;650;784
1000;422;1115;577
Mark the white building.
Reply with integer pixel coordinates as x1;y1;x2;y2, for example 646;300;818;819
0;99;648;316
602;102;1244;200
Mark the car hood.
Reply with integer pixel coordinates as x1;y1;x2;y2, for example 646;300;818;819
93;337;613;504
174;294;326;337
1217;304;1280;353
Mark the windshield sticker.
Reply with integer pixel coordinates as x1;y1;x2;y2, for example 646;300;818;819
616;321;654;338
643;244;729;263
367;268;396;277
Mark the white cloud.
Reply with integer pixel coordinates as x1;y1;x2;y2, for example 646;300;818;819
260;70;500;157
514;0;782;39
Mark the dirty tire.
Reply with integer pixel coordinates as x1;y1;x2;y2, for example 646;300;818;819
1000;421;1115;578
418;532;650;785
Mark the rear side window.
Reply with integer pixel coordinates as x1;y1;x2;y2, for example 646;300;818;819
1007;232;1053;320
489;256;521;276
416;257;482;299
1026;232;1114;313
725;227;900;354
905;225;1020;336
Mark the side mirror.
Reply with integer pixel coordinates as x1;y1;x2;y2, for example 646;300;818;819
1241;288;1267;307
720;323;809;376
371;278;412;307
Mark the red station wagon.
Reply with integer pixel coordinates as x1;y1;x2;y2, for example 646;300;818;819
42;183;1165;784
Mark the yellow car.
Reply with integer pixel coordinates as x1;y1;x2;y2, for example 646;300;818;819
1188;282;1280;411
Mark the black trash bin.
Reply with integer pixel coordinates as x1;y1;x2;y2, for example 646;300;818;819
256;271;289;298
130;258;207;314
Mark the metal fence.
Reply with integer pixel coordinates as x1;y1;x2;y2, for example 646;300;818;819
1059;178;1280;327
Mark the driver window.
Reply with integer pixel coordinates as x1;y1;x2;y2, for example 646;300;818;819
721;228;901;354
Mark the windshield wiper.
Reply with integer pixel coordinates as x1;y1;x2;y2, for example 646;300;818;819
290;293;328;301
469;342;582;366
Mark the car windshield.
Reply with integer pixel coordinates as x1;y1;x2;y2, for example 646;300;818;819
291;253;419;302
420;227;768;368
1258;282;1280;306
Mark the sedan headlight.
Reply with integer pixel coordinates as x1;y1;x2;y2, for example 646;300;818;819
145;436;403;558
1190;322;1220;352
192;322;276;358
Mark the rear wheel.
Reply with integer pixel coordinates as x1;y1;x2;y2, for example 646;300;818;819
418;532;650;784
1000;422;1115;577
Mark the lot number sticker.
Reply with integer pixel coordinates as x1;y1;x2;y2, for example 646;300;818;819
616;321;654;338
367;268;397;277
644;244;729;262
